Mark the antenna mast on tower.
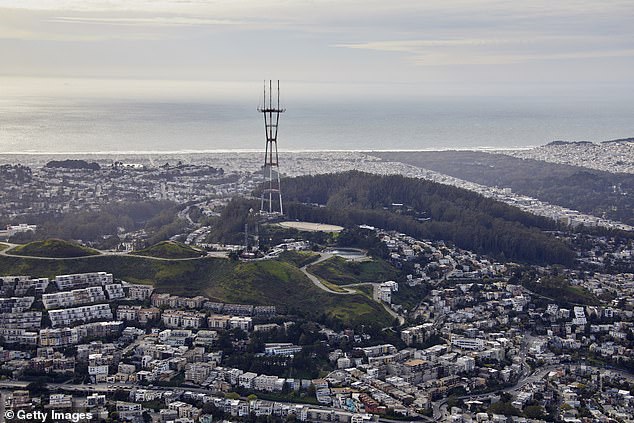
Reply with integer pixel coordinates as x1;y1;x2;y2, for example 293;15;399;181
258;80;285;215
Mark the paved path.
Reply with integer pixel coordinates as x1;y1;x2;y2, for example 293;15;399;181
300;253;405;325
300;253;356;294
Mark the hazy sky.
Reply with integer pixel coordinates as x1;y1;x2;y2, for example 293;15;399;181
1;0;633;98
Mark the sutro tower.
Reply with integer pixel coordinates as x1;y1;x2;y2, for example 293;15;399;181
259;80;285;215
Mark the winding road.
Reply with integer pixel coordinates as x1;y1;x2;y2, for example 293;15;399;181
300;253;405;325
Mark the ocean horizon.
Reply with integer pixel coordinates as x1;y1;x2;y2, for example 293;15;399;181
1;78;633;154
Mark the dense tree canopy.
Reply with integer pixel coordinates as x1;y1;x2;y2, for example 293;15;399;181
280;172;574;265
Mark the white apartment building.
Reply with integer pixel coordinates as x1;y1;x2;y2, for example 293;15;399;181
104;284;125;300
208;314;231;329
0;296;34;313
162;310;205;329
253;375;284;392
451;337;485;351
0;328;38;345
0;311;42;330
264;343;302;356
378;287;392;304
48;304;113;327
239;372;258;389
126;284;154;301
0;276;49;296
88;363;109;382
456;356;476;372
229;316;253;331
193;330;217;347
86;394;106;408
42;286;106;309
54;272;113;290
117;305;141;321
573;306;588;325
361;344;397;357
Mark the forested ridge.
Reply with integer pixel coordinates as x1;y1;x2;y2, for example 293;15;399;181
45;159;100;170
373;151;634;226
9;200;184;247
281;172;575;265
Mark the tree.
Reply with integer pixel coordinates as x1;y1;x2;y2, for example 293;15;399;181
524;405;547;419
224;392;240;400
26;378;49;395
487;401;521;416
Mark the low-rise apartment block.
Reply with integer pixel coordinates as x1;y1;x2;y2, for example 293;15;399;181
48;304;114;327
162;310;205;329
42;286;106;309
54;272;113;291
0;311;42;330
125;284;154;301
0;296;34;313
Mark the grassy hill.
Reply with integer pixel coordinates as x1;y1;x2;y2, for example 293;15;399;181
8;239;100;258
0;254;391;327
132;241;205;259
309;256;401;285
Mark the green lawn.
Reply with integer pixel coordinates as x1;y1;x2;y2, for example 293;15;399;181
276;250;320;267
131;241;204;259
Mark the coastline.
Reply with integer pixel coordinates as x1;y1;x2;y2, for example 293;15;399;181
0;146;539;156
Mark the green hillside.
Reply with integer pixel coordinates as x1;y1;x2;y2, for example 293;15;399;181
276;251;320;268
309;256;400;285
132;241;205;259
0;254;391;327
8;239;100;258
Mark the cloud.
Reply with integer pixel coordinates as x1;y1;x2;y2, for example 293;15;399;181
336;34;634;66
337;38;527;52
409;49;634;66
48;16;247;27
1;0;632;87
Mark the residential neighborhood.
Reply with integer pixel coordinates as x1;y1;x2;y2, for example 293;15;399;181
1;218;633;422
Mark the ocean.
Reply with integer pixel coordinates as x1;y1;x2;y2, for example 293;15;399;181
1;79;633;154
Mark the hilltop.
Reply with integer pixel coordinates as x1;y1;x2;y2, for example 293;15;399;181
7;239;100;258
45;159;100;170
546;140;593;146
131;241;205;259
309;256;399;286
